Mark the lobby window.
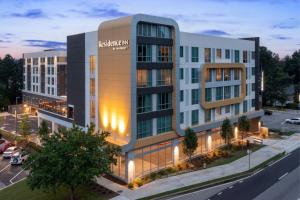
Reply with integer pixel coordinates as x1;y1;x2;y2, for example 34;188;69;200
234;68;240;80
252;99;255;107
216;48;222;59
137;94;152;113
234;104;240;115
191;47;199;62
180;112;184;124
234;50;240;63
47;57;54;65
191;89;199;105
191;68;199;83
204;109;211;123
224;86;231;99
157;92;172;110
180;68;184;80
137;69;152;88
205;88;212;102
89;55;96;74
180;46;184;58
252;67;255;76
243;51;248;63
243;100;248;113
157;69;172;86
252;83;255;91
234;85;240;97
225;49;230;59
251;51;256;60
157;45;172;62
157;25;171;38
137;119;152;139
205;69;213;82
90;78;95;96
224;68;231;81
157;115;172;134
137;44;152;62
216;87;223;101
192;109;199;126
216;68;223;81
205;48;211;63
180;90;184;102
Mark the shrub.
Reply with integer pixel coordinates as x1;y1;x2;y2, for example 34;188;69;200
128;182;134;189
150;172;158;180
134;178;143;187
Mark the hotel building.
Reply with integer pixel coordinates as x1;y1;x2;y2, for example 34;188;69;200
22;14;263;183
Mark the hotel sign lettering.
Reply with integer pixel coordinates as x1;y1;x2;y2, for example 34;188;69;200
99;40;129;51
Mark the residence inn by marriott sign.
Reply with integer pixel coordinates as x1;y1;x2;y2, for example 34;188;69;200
99;39;129;51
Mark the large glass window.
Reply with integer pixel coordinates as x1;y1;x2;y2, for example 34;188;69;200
157;93;172;110
137;70;152;87
191;47;199;62
234;85;240;97
180;90;184;102
157;25;171;38
216;68;223;81
216;87;223;100
251;67;255;76
137;94;152;113
33;58;38;65
234;68;240;80
252;99;255;107
156;69;172;86
243;51;248;63
180;68;184;80
180;112;184;124
157;45;172;62
252;83;255;91
192;110;199;126
137;119;152;139
204;109;211;122
157;115;172;134
225;49;230;59
224;68;231;81
137;44;152;62
216;48;222;59
224;86;231;99
234;50;240;63
205;48;211;63
205;69;213;82
191;68;199;83
180;46;184;58
235;104;240;115
243;100;248;113
90;78;95;96
57;57;66;63
47;57;54;65
90;99;95;119
191;89;199;105
89;55;96;74
205;88;212;102
137;23;152;37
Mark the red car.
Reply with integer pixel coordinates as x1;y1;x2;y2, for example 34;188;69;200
0;139;11;154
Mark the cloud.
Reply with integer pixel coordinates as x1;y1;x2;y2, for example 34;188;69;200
273;18;300;29
23;40;66;49
200;29;230;36
0;40;12;43
10;9;46;18
70;4;129;18
271;35;292;40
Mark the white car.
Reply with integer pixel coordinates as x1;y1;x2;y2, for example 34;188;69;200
10;152;28;165
285;118;300;125
3;146;18;159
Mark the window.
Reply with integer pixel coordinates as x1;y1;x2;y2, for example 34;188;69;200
252;83;255;91
27;58;31;64
243;100;248;113
33;58;38;65
47;57;54;65
137;119;152;139
216;87;223;100
191;47;199;62
224;86;231;99
234;104;240;115
216;68;223;81
180;112;184;124
137;44;152;62
157;93;172;110
157;25;171;38
137;70;152;87
225;49;230;59
180;68;184;80
137;23;152;37
246;85;248;96
216;48;222;59
137;94;152;113
205;88;212;102
191;68;199;83
205;48;211;63
234;85;240;97
51;77;54;85
234;68;240;80
157;69;172;86
51;87;54;95
40;57;45;63
191;89;199;105
180;46;184;58
48;77;50;84
47;87;50;94
57;57;66;62
51;67;54;75
89;55;96;74
252;99;255;107
234;50;240;63
205;69;213;82
90;78;95;96
191;110;199;125
90;99;95;119
243;51;248;63
157;45;172;62
47;67;51;75
251;67;255;76
251;51;255;60
180;90;184;102
204;109;211;122
225;105;230;113
157;115;172;134
224;68;231;81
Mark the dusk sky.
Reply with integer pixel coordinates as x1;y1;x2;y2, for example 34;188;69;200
0;0;299;59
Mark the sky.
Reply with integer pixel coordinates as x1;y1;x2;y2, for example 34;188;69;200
0;0;299;59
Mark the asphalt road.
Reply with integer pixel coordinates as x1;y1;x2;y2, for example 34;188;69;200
261;111;300;132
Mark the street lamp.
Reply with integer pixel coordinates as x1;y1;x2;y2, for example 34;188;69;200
247;149;251;170
15;96;20;135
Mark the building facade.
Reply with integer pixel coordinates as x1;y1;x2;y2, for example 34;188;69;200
23;14;263;183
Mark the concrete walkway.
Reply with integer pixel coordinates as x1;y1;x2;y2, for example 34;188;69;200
97;133;300;200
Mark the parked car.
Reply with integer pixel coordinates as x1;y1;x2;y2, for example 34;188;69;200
3;146;18;159
264;110;272;115
285;118;300;125
0;139;11;154
10;151;28;165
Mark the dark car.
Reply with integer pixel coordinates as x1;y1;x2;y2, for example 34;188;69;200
264;110;272;115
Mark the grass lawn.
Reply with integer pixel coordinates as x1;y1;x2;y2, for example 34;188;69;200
0;180;112;200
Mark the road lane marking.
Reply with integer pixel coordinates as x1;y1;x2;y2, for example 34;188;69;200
0;164;10;173
229;186;233;189
278;172;288;180
9;169;25;184
239;180;243;183
268;153;291;167
217;192;223;195
252;168;264;176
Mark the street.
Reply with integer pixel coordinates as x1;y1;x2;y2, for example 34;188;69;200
169;147;300;200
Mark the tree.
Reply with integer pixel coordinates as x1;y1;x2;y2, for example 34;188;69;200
238;116;250;150
38;120;50;143
182;128;198;163
19;114;31;142
24;124;120;200
220;118;234;149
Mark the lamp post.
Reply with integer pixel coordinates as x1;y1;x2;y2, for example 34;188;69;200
15;96;20;135
247;149;251;170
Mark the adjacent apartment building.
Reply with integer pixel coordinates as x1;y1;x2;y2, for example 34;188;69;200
22;14;263;183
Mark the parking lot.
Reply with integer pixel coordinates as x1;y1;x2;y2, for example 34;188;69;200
262;110;300;133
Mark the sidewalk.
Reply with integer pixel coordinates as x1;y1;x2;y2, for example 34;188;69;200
96;133;300;200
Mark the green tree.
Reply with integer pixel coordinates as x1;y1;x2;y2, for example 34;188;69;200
182;128;198;163
220;118;234;149
24;124;120;200
238;116;250;150
19;114;31;142
38;120;50;142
